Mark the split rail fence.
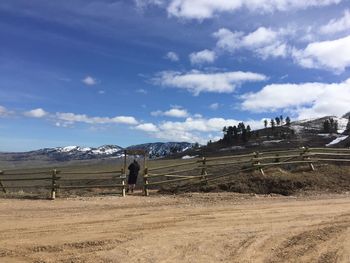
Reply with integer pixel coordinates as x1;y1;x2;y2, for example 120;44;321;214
142;147;350;195
0;168;127;199
1;147;350;199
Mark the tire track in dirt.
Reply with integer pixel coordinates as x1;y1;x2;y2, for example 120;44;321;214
1;194;349;262
266;214;350;263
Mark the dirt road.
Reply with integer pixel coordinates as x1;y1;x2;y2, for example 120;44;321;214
0;193;349;263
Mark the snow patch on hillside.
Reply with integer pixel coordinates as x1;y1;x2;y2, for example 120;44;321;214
182;155;198;160
291;125;304;134
335;117;348;133
326;136;349;147
60;146;79;152
262;140;283;144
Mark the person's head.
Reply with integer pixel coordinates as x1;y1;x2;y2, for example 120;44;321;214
133;159;138;164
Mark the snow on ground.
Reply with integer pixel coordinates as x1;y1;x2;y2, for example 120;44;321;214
182;155;198;160
326;136;349;147
262;140;283;144
59;146;79;152
293;118;319;124
318;134;332;137
79;147;92;152
291;125;304;134
92;148;120;155
335;117;349;133
219;146;245;151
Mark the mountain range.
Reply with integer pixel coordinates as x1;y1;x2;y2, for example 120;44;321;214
0;142;193;163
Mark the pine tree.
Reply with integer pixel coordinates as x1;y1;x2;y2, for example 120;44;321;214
246;125;252;139
227;126;234;142
275;117;281;126
264;119;268;128
323;119;330;133
237;122;245;134
270;119;276;129
285;116;291;126
233;126;238;140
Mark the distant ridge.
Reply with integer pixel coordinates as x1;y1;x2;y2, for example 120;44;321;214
0;142;194;162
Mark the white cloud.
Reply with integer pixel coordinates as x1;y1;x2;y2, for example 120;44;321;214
241;78;350;119
189;49;216;65
135;0;164;10
112;116;139;125
242;27;278;47
166;0;342;20
135;123;159;132
0;106;11;117
82;76;97;86
213;26;350;72
320;10;350;34
292;35;350;72
213;27;289;59
213;28;243;52
256;43;289;59
151;108;189;118
24;108;48;118
165;51;179;62
209;103;219;110
55;112;138;125
139;116;264;144
152;70;267;95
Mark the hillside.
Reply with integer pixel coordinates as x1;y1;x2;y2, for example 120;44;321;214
178;116;350;158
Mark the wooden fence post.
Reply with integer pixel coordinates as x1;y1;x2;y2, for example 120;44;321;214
254;152;265;176
143;167;149;196
201;157;208;184
51;169;57;200
0;170;6;193
275;153;280;163
121;168;126;197
305;147;315;171
300;147;315;171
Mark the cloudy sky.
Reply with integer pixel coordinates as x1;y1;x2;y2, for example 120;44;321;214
1;0;350;151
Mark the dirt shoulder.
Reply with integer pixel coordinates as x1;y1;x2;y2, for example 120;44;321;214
0;192;349;263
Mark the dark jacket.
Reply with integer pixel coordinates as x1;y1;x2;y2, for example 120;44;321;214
128;161;140;176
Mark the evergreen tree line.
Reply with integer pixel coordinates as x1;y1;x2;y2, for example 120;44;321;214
222;122;252;143
221;115;292;145
264;115;291;129
323;118;338;133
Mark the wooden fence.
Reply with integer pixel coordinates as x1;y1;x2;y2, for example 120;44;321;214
1;147;350;199
0;168;126;199
143;147;350;195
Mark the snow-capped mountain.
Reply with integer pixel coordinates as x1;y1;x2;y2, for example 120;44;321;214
126;142;193;159
55;145;123;156
0;142;193;163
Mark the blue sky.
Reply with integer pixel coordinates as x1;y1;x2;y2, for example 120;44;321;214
1;0;350;151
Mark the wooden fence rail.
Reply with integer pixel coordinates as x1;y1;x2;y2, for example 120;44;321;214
1;147;350;198
143;147;350;195
0;168;126;199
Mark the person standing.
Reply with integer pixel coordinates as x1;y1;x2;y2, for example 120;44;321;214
127;159;140;193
